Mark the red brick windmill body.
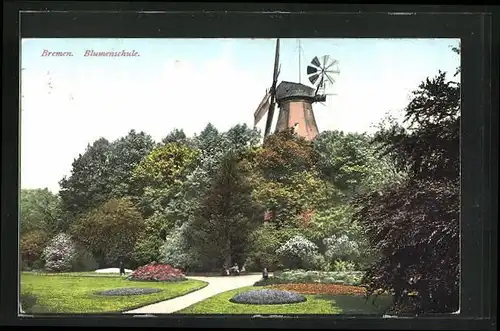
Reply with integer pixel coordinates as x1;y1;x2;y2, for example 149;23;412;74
254;39;340;141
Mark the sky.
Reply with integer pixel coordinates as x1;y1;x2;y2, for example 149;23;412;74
20;38;460;193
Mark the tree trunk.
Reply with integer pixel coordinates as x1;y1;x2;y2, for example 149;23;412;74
224;237;232;267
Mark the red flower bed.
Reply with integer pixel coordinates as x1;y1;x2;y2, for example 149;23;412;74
270;283;367;296
128;263;186;282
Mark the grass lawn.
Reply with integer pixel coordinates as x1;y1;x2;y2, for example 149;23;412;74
20;272;208;314
177;286;392;315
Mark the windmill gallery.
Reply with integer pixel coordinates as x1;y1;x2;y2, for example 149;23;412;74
253;39;340;141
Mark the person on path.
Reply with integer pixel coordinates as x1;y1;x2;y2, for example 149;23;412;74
262;267;269;280
119;260;125;276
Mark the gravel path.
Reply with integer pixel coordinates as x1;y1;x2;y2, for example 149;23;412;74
123;274;264;314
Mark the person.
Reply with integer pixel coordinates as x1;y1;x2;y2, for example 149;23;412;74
119;260;125;276
262;267;269;280
233;263;240;275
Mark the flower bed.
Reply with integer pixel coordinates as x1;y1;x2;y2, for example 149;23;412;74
229;289;307;305
254;270;364;286
127;263;186;282
269;283;367;296
95;288;162;296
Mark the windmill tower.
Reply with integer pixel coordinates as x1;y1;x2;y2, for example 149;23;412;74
254;39;339;141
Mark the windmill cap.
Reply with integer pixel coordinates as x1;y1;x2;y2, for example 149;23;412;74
276;81;322;102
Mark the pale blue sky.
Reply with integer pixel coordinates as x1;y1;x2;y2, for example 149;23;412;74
21;38;460;192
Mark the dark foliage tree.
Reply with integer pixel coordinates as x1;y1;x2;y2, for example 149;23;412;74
354;70;460;314
59;138;113;220
190;151;262;270
161;128;190;145
59;130;154;221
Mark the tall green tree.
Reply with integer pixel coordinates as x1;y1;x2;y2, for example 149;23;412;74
107;130;155;198
161;128;190;145
190;151;262;269
313;131;402;195
130;142;199;217
20;188;62;235
59;138;112;219
59;130;154;220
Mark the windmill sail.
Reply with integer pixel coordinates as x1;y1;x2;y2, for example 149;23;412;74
263;38;280;138
254;90;271;126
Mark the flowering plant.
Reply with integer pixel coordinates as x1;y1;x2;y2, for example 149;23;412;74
41;233;78;272
127;263;186;282
323;234;360;262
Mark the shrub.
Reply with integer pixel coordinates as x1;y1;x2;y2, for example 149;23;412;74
20;230;49;270
41;233;78;272
276;235;320;270
127;263;186;282
254;270;365;286
70;198;145;267
229;289;306;305
332;260;357;272
245;226;301;271
71;246;99;272
160;224;203;272
323;234;361;263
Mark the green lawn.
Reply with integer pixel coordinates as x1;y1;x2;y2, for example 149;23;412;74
177;286;392;315
20;272;208;314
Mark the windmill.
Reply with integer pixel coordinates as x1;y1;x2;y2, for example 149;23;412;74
253;39;340;141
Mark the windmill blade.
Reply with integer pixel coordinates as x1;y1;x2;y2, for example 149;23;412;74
324;72;336;84
264;100;276;137
309;73;320;85
311;56;321;67
264;38;280;138
272;39;280;86
254;90;271;126
306;65;319;75
322;55;330;68
325;59;338;70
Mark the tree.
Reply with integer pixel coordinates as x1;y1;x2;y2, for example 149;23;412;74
255;128;319;182
190;151;262;269
373;71;460;181
20;230;50;270
130;142;199;217
59;138;113;219
107;130;155;198
70;198;145;267
313;131;402;195
59;131;155;220
20;188;62;235
354;70;460;314
161;128;190;145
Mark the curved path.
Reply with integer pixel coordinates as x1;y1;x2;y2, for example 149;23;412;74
123;274;264;314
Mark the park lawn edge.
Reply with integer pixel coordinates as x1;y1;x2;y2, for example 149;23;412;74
118;280;209;313
21;273;209;314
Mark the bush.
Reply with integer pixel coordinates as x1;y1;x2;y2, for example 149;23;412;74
41;233;78;272
323;234;361;263
20;230;49;270
70;198;145;268
127;263;186;282
332;260;357;272
229;289;306;305
276;235;320;270
245;226;301;271
71;246;99;272
254;270;365;286
160;224;203;272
